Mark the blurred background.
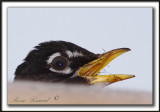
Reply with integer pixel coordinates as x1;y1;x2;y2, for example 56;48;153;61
8;8;152;92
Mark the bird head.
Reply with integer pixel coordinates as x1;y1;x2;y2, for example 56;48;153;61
14;41;134;85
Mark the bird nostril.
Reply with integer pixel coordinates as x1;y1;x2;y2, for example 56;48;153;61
96;54;101;58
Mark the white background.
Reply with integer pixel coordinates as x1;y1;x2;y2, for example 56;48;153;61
8;7;152;92
3;2;159;111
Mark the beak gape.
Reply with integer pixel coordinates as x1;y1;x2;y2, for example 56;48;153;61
78;48;135;85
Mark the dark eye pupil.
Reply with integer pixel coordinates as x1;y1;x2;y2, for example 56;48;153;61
56;60;64;67
51;56;68;70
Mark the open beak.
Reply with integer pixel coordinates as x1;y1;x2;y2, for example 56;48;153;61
78;48;135;85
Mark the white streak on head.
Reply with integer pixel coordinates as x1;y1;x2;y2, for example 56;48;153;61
73;51;84;57
65;50;84;58
65;50;73;58
46;52;61;64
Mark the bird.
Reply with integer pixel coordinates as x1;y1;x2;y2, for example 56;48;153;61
14;41;135;85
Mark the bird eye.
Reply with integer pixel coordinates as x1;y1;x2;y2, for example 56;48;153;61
51;56;68;70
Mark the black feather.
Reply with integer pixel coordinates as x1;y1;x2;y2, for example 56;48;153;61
14;41;98;84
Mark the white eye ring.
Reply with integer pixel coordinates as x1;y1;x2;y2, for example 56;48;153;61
46;52;72;74
46;52;61;64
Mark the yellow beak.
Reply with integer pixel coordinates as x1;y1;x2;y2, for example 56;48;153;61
78;48;135;85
